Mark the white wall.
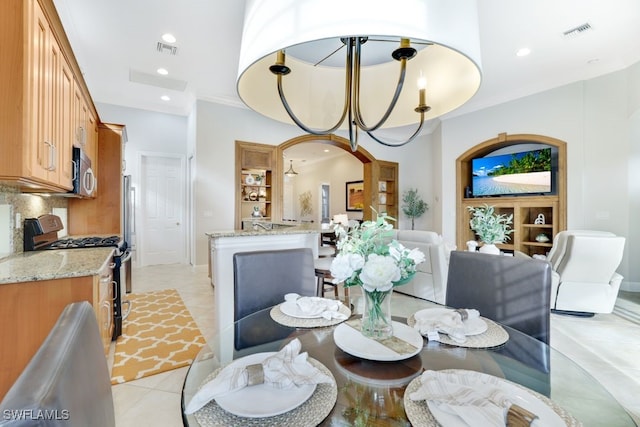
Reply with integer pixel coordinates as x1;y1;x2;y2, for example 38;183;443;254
437;64;640;289
291;155;363;222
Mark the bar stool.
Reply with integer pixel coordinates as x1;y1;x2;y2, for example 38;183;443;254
314;257;349;300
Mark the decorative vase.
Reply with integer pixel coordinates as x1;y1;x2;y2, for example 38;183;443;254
479;243;500;255
361;289;393;340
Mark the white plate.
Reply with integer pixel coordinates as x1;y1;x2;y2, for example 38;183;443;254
414;308;488;336
245;175;255;185
426;371;564;427
279;300;326;319
215;352;316;418
333;321;423;361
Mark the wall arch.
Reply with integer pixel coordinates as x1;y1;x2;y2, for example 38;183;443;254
276;134;380;221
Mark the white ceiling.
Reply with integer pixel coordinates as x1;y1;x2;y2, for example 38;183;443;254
52;0;640;162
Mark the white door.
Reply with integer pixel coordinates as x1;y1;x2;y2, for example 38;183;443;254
140;154;186;266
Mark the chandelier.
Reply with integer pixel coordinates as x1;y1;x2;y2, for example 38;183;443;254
284;160;298;177
237;0;482;151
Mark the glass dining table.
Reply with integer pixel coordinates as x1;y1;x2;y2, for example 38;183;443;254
181;292;636;426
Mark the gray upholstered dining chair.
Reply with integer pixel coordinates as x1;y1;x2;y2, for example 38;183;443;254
0;301;115;426
233;248;318;350
445;250;552;345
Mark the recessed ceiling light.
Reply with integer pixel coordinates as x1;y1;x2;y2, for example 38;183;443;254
162;33;176;43
157;68;169;75
516;48;531;57
161;95;171;101
323;149;329;153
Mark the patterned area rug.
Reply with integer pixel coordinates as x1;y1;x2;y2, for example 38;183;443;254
111;288;205;384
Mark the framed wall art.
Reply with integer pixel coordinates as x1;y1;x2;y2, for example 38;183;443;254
346;180;364;211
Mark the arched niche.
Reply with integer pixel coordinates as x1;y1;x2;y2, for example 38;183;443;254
456;132;567;255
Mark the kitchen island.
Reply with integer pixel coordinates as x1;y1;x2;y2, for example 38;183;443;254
206;222;321;334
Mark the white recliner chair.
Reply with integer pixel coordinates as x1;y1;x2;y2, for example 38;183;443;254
549;230;626;315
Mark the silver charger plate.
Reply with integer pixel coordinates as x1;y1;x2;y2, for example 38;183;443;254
270;303;351;328
403;369;582;427
193;358;337;427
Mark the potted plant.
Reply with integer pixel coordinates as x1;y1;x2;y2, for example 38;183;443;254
467;204;514;254
401;188;428;230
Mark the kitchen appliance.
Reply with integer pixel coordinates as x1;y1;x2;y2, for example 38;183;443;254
71;147;96;198
122;175;134;293
23;214;131;340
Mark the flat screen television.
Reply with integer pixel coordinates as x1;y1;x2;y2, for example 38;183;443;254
471;147;552;197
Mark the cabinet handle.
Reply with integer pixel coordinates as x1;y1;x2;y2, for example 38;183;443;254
109;262;116;270
102;300;111;328
112;280;119;301
44;141;55;171
77;126;85;146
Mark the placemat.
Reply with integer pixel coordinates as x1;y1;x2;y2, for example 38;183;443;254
407;315;509;348
193;358;337;426
270;303;351;328
403;369;582;427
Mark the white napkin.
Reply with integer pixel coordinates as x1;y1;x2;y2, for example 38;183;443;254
185;338;333;414
284;294;348;320
413;308;480;343
410;370;512;426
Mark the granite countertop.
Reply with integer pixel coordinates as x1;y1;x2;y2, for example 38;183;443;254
206;221;324;238
0;248;115;284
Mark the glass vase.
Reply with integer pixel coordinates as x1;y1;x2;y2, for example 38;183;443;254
361;288;393;340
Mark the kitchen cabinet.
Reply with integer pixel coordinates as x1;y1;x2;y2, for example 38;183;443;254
0;0;96;192
68;123;126;235
0;258;114;399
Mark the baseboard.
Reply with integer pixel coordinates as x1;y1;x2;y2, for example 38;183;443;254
620;280;640;292
614;298;640;325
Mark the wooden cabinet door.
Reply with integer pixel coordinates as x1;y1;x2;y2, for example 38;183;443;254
94;264;114;354
57;56;74;189
26;0;53;182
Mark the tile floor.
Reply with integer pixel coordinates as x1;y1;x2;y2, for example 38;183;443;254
110;263;640;426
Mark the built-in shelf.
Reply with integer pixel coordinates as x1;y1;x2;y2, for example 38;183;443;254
456;133;567;257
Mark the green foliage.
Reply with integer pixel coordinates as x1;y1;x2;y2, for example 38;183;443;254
401;188;428;230
487;150;551;177
467;204;514;244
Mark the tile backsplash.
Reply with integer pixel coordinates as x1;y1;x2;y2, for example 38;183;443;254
0;184;68;256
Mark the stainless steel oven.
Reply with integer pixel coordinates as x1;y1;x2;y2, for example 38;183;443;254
23;214;130;340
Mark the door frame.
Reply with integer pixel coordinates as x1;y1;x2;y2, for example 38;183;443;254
276;134;381;222
137;151;188;267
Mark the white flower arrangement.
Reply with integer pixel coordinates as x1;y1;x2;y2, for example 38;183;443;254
467;204;514;244
329;214;425;292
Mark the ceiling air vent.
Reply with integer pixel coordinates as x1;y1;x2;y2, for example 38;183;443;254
563;23;592;38
157;42;178;55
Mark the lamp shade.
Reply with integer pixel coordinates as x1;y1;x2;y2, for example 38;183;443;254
237;0;482;131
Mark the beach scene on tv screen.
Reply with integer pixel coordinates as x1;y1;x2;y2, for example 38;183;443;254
472;148;552;196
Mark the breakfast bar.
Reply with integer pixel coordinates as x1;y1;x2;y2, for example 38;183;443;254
206;222;320;335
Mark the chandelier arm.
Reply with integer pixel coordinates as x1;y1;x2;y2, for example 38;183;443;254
365;112;426;147
274;45;353;135
352;39;409;133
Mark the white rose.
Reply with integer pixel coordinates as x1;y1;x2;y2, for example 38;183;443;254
330;253;364;284
359;254;401;292
407;248;426;265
